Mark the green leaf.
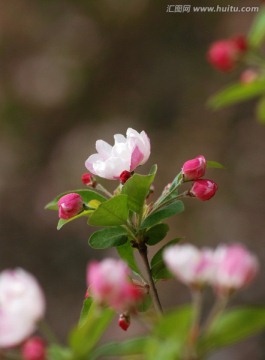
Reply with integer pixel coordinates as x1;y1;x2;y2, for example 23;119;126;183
88;226;128;249
90;337;148;360
45;189;106;211
117;241;141;276
248;6;265;48
198;307;265;355
256;96;265;123
141;201;184;229
154;305;192;339
70;301;114;358
145;338;182;360
48;345;73;360
145;224;169;245
57;210;93;230
206;160;225;169
89;195;129;226
121;165;157;215
208;79;265;110
79;296;93;326
151;239;181;281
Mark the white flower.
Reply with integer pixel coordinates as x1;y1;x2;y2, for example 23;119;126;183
0;268;45;348
163;244;215;286
85;128;150;180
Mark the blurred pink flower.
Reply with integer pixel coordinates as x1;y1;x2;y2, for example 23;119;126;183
190;179;218;201
163;244;215;287
213;244;259;293
85;128;150;180
58;193;83;219
0;269;45;348
182;155;206;181
87;259;144;312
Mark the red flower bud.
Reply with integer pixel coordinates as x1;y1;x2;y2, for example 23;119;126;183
207;35;247;72
119;170;131;184
58;193;83;219
21;337;46;360
81;173;96;187
118;314;130;331
182;155;206;181
190;179;218;201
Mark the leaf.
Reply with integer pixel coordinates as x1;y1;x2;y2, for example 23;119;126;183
57;210;93;230
206;161;225;169
154;305;192;340
89;195;129;226
248;6;265;48
121;165;157;215
198;306;265;355
256;96;265;123
151;239;182;281
145;224;169;245
141;201;184;229
88;227;128;249
208;79;265;110
89;337;148;360
70;301;114;358
45;189;106;211
79;296;93;326
117;241;141;276
145;338;182;360
48;345;73;360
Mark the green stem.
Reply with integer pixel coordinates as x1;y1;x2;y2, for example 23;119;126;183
202;294;228;334
95;184;113;198
152;191;189;212
39;319;59;344
138;244;163;316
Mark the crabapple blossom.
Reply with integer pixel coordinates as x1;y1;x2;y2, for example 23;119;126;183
212;244;259;294
87;259;144;312
58;193;83;220
85;128;150;180
163;244;215;287
21;337;46;360
182;155;206;181
190;179;218;201
0;269;45;348
207;35;247;72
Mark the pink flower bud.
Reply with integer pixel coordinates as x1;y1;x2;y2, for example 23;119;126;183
0;269;45;348
58;193;83;220
81;173;96;187
87;259;144;312
119;170;131;184
213;244;259;294
207;36;247;72
182;155;206;181
118;314;130;331
85;128;150;180
21;337;46;360
190;179;218;201
163;244;215;287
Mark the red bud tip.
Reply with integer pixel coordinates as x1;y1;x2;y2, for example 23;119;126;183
119;171;131;184
118;314;130;331
81;173;96;187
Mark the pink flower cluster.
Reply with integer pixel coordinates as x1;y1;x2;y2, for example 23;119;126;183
87;259;144;313
207;35;247;72
85;128;150;180
0;269;45;348
181;155;218;201
163;243;259;294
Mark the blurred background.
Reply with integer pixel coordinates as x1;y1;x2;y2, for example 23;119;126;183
0;0;264;358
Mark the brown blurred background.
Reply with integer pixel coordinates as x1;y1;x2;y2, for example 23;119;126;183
0;0;264;358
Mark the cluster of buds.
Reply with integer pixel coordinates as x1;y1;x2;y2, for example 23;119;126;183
0;269;45;348
163;243;259;296
207;35;247;72
181;155;218;201
87;259;146;330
